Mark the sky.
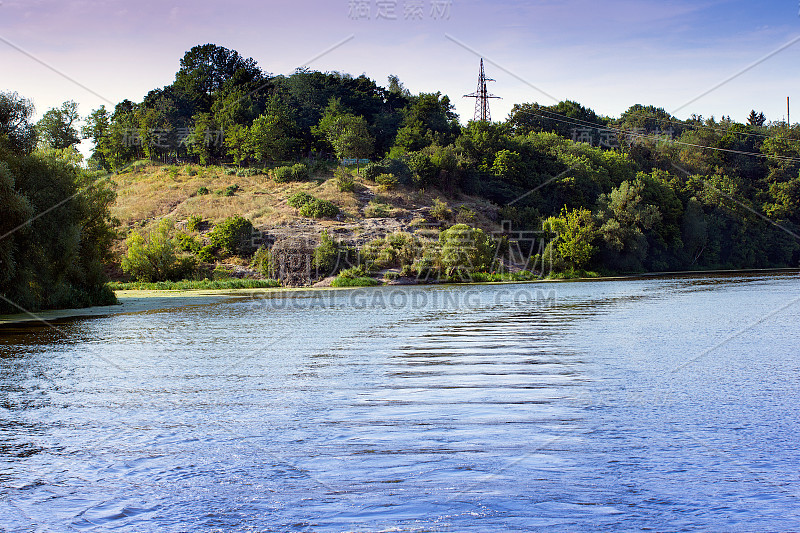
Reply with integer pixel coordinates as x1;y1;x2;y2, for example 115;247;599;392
2;0;800;144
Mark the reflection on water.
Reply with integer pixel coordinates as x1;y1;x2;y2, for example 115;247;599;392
1;274;799;531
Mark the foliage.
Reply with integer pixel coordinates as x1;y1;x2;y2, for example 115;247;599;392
121;219;197;282
299;198;339;218
208;216;254;255
430;197;452;221
334;167;355;192
313;231;353;276
439;224;496;276
542;206;598;271
0;138;117;312
287;192;315;208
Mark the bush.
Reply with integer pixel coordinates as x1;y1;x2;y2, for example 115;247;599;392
430;197;452;221
299;198;339;218
335;167;355;192
250;246;272;277
208;216;254;256
375;173;398;189
273;166;293;182
439;224;496;276
218;184;239;197
186;215;203;232
455;205;476;224
273;164;309;182
121;218;197;282
197;244;217;263
287;191;315;208
291;163;309;181
197;186;210;196
236;167;262;177
361;161;388;181
313;231;353;276
176;232;202;253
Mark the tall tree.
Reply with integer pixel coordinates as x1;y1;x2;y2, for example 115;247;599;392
36;101;81;149
0;91;37;154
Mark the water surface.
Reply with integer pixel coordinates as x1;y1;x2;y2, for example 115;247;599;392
1;274;799;531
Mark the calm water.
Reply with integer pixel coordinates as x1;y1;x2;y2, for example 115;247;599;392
1;274;799;532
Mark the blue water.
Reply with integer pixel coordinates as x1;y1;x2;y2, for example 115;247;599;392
1;274;799;531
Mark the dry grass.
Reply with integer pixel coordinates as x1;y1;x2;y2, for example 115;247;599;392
110;162;501;235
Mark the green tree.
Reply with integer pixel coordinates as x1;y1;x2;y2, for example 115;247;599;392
327;114;374;172
82;106;111;170
0;91;37;154
36;101;81;149
122;218;196;282
543;206;598;271
249;95;300;162
596;178;662;271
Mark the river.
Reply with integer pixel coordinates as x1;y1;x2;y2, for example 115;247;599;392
1;274;799;531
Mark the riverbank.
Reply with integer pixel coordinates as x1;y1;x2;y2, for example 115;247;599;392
1;267;797;327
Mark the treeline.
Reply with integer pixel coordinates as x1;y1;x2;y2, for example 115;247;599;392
0;92;117;313
4;42;800;303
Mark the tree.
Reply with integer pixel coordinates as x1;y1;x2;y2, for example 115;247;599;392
596;178;662;271
542;206;598;271
249;95;300;162
327;114;374;172
174;43;263;111
36;101;81;149
439;224;495;277
747;110;766;128
0;91;37;154
82;106;111;170
121;218;196;282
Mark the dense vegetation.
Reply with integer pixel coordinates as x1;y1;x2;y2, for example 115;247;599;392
78;43;799;276
3;42;800;307
0;92;117;313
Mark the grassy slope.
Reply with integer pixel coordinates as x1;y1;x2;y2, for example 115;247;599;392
110;162;499;235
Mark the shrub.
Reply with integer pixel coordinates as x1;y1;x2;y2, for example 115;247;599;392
287;191;315;208
299;198;339;218
291;163;309;181
273;164;309;182
375;173;398;189
219;184;239;197
224;167;237;175
250;246;272;277
208;216;254;256
185;166;197;176
439;224;496;276
197;186;210;196
455;205;476;224
430;197;452;221
176;232;202;253
236;167;262;177
273;166;293;183
186;215;203;232
121;218;197;282
335;167;355;192
313;231;353;276
361;161;388;181
197;244;217;263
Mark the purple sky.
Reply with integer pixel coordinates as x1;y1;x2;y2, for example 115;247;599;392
2;0;800;140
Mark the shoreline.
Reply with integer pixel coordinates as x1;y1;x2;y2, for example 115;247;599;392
1;267;797;327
